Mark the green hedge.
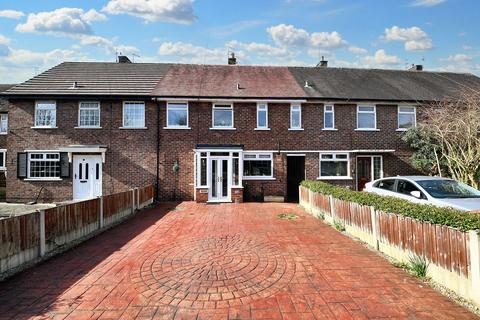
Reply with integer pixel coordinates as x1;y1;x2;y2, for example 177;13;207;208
301;180;480;232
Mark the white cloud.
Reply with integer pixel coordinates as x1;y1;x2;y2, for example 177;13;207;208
383;26;433;51
462;45;472;51
227;40;291;58
103;0;196;24
363;49;401;66
446;54;473;62
410;0;445;7
158;42;225;64
348;46;368;55
0;35;10;56
16;8;107;36
267;24;347;50
0;10;25;19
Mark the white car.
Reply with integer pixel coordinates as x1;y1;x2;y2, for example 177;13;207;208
364;176;480;212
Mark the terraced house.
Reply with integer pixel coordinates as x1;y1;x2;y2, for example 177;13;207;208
3;57;480;204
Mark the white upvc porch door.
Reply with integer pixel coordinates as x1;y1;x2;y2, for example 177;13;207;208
209;157;231;202
73;155;103;200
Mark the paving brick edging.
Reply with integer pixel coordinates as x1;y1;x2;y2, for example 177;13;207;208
0;186;154;282
299;185;480;308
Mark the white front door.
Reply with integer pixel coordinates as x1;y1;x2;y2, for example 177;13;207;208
209;157;230;202
73;155;102;200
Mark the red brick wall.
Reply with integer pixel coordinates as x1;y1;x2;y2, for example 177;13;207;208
6;99;158;202
6;99;418;202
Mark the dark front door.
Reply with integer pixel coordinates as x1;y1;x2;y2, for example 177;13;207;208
357;157;372;191
287;156;305;202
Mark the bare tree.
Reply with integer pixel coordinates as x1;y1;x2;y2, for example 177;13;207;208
419;89;480;188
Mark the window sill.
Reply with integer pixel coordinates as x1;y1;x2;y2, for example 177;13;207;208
354;128;380;132
31;126;58;129
0;132;7;135
317;177;353;181
0;167;6;171
74;126;102;129
242;177;276;181
322;128;338;131
164;126;191;130
288;128;304;131
254;128;271;131
395;128;408;132
119;127;148;130
210;127;236;130
24;178;63;181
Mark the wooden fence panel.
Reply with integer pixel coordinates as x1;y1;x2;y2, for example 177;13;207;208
333;199;350;222
139;185;154;204
103;190;132;218
299;186;309;205
312;192;331;215
45;198;99;242
0;214;39;260
348;203;373;232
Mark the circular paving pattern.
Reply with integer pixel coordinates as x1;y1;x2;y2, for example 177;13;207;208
130;234;295;309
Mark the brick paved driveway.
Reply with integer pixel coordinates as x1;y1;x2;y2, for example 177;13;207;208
0;202;476;319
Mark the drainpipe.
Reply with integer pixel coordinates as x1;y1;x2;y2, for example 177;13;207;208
155;98;161;201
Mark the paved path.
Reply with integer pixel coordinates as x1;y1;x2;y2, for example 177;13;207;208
0;202;476;319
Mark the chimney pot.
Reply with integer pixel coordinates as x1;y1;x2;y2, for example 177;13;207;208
317;56;328;67
228;52;237;65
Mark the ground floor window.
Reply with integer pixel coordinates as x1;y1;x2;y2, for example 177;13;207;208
28;152;60;179
0;150;5;170
197;152;208;187
319;153;350;178
243;153;273;179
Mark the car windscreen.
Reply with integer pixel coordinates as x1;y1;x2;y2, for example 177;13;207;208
416;179;480;199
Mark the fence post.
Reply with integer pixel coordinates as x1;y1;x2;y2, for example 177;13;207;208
469;230;480;305
99;196;104;229
136;187;140;209
39;210;45;257
329;195;335;219
370;207;379;250
131;189;135;214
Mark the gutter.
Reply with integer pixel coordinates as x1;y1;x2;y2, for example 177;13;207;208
155;100;161;201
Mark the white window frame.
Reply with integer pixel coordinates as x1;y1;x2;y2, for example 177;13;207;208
166;102;190;129
318;152;351;180
0;114;7;134
255;103;269;130
323;105;335;130
78;101;101;128
0;149;6;170
289;104;302;130
122;101;145;129
26;152;61;180
34;101;57;128
211;103;235;130
242;152;274;180
397;105;417;131
356;105;377;131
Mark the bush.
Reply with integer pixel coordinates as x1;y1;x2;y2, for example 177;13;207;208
301;180;480;232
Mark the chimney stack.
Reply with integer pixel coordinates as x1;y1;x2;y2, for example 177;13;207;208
117;55;132;63
228;52;237;65
317;56;328;67
408;64;423;71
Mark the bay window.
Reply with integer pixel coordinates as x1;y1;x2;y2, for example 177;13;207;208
319;153;350;179
243;153;273;179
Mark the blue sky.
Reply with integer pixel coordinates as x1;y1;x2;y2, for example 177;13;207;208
0;0;479;83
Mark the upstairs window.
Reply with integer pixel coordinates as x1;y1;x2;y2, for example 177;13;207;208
319;153;350;179
290;105;302;129
212;104;234;129
28;152;60;179
398;106;416;130
357;105;376;130
123;102;145;128
167;102;189;128
79;102;100;127
0;114;7;134
35;101;56;128
256;104;268;129
323;105;335;129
